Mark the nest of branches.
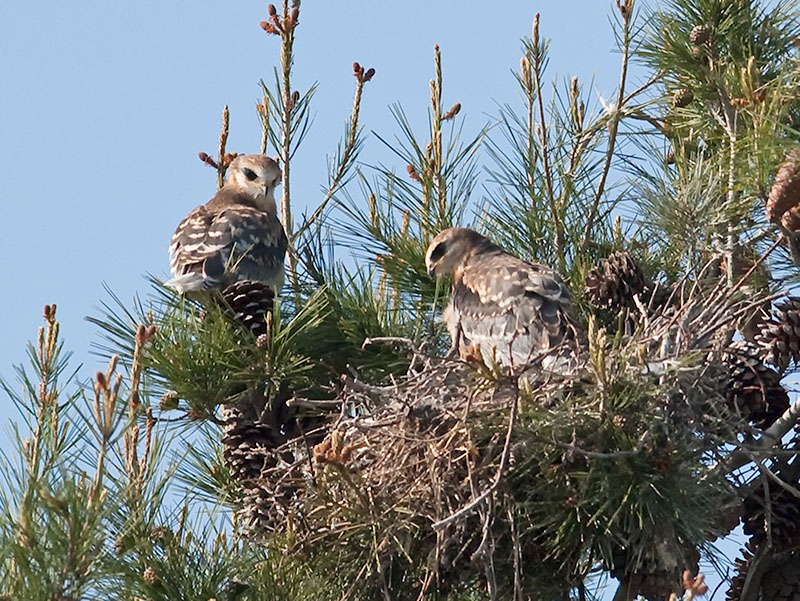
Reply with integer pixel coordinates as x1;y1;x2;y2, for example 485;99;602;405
231;278;788;600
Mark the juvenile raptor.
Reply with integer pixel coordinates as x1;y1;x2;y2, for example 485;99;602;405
167;154;287;295
425;227;578;370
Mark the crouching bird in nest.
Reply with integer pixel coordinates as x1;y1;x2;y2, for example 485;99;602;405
425;227;580;372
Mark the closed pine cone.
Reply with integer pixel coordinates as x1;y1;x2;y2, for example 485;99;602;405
743;469;800;552
585;251;648;311
767;147;800;225
221;280;275;337
689;24;711;45
724;342;789;430
755;297;800;372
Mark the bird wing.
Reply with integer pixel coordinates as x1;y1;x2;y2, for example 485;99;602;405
450;252;575;367
168;204;287;292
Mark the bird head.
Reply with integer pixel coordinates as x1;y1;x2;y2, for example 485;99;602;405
425;227;493;277
225;154;282;212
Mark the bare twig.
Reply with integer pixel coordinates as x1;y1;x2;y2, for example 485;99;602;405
530;15;565;273
294;64;372;241
580;1;632;257
217;105;230;190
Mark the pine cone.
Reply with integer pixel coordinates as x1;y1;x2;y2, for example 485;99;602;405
238;466;303;535
727;542;756;601
728;543;800;601
222;414;285;483
724;342;789;430
756;298;800;372
585;251;648;311
221;386;299;483
767;147;800;225
743;470;800;552
761;551;800;601
689;24;711;45
221;280;275;337
672;88;694;109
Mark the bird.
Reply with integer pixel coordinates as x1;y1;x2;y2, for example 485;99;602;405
425;227;579;371
167;154;287;295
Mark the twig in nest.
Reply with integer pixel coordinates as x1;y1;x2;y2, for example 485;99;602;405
362;336;418;350
286;397;343;408
432;384;519;532
341;372;395;401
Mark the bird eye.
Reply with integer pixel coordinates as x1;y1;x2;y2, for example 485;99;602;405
429;242;447;263
243;168;258;181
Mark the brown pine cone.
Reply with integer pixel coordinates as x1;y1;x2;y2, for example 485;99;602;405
724;342;789;430
743;469;800;552
729;544;800;600
672;88;694;108
755;297;800;372
689;25;711;45
727;542;756;601
768;147;800;225
221;280;275;337
585;251;648;311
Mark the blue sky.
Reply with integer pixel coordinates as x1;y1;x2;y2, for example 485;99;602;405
0;0;741;596
0;1;624;384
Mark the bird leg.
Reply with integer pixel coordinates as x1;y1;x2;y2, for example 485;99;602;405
445;322;466;359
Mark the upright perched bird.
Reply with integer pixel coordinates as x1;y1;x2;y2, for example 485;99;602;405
425;227;578;370
167;154;287;294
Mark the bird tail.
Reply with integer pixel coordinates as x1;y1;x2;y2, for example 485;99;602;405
164;272;219;294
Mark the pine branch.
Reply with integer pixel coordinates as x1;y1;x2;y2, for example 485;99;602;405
580;0;633;258
529;15;564;272
293;61;374;242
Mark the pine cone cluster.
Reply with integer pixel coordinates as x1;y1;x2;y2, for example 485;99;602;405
221;385;327;535
724;342;789;430
222;387;299;533
756;297;800;372
221;280;276;337
585;251;648;311
689;24;711;45
672;88;694;109
767;147;800;229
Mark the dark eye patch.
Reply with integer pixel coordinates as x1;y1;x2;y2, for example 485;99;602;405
429;241;447;263
243;168;258;181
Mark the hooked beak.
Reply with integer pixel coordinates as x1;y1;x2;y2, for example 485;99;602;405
426;264;436;278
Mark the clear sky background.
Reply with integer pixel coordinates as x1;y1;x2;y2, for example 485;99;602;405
0;1;743;597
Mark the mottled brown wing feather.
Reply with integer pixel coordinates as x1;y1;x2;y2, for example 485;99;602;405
169;203;287;292
450;251;575;368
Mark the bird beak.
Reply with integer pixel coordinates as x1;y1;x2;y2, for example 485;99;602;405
426;264;435;277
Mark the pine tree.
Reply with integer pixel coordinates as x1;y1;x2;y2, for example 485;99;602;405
3;1;800;600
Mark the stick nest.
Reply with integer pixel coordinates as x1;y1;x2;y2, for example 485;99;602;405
231;281;779;599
